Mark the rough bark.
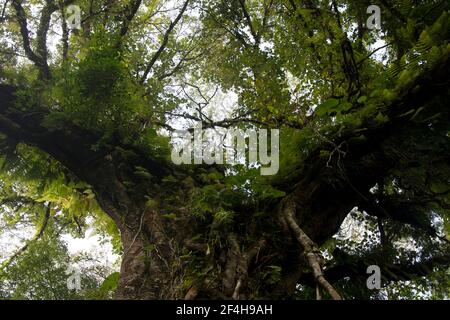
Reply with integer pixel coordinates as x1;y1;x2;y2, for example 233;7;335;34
0;46;449;299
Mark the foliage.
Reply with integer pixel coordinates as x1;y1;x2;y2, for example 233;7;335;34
0;0;449;300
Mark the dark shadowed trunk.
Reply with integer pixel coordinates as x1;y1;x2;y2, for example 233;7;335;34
0;46;449;299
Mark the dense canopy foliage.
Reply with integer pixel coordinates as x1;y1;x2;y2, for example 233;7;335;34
0;0;449;299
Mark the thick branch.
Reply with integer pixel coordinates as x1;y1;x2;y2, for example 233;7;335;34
36;0;58;65
59;0;68;61
238;0;258;45
11;0;65;79
297;253;450;287
0;84;172;230
140;0;190;84
119;0;142;38
11;0;50;79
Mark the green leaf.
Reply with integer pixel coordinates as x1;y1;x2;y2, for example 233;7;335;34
260;187;286;200
430;181;450;194
0;154;6;170
99;272;120;292
375;112;389;123
357;96;367;104
315;99;340;116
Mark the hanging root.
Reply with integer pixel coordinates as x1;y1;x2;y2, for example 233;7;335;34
283;200;342;300
223;235;268;300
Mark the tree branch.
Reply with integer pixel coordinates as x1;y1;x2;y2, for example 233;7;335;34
140;0;190;84
238;0;258;45
11;0;50;79
0;206;50;272
302;252;450;287
11;0;62;79
283;199;342;300
0;0;9;22
36;0;58;65
59;0;69;61
119;0;142;38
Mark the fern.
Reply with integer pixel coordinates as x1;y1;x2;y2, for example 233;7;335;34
415;31;434;54
396;0;412;17
387;62;406;78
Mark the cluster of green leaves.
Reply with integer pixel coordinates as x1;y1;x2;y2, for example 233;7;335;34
0;219;119;300
321;208;449;300
0;0;449;300
48;30;146;139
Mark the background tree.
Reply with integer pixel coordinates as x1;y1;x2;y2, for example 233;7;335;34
0;0;449;299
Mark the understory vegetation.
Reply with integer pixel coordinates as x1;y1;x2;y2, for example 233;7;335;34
0;0;449;299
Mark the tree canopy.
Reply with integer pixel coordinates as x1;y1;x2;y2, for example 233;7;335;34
0;0;449;300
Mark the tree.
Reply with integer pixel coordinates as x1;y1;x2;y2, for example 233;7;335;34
0;221;117;300
0;0;449;299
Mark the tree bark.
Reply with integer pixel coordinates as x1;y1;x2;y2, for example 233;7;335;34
0;46;449;299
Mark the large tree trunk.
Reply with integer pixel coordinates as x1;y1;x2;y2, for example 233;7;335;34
0;48;449;299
